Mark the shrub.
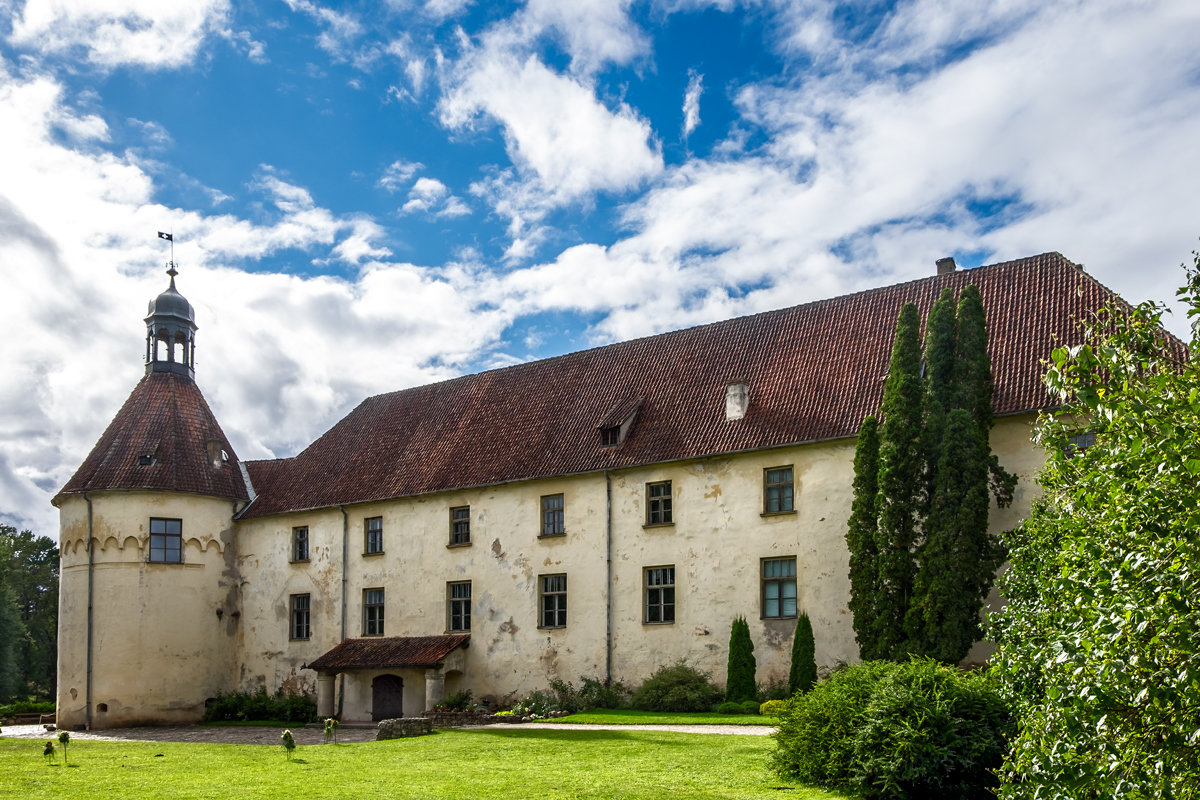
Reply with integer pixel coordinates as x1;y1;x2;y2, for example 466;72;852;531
0;700;55;717
789;612;817;694
770;659;1012;800
631;661;722;712
202;687;317;723
511;689;558;718
758;677;790;702
725;616;756;702
437;689;473;711
547;678;582;713
578;676;631;709
717;701;745;715
740;700;760;715
759;700;786;718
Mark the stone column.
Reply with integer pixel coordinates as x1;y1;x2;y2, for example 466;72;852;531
317;673;336;718
424;669;445;711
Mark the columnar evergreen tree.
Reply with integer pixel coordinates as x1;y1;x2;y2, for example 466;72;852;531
725;616;757;703
906;408;1000;661
871;303;924;660
845;416;881;658
848;286;1015;664
789;612;817;695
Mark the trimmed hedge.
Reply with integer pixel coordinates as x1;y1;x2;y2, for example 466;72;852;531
770;659;1011;800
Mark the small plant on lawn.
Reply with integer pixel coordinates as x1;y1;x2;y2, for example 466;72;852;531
43;740;55;764
56;730;69;766
323;718;338;744
631;661;722;712
716;701;745;715
789;612;817;694
725;616;757;703
281;729;296;760
759;699;785;718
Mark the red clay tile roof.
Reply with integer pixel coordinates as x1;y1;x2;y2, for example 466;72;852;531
307;635;471;671
240;253;1183;519
55;371;249;503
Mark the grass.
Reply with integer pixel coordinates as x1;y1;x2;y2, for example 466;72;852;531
2;727;844;799
553;708;778;726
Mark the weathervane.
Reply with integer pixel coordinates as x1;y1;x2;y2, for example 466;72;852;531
157;230;177;278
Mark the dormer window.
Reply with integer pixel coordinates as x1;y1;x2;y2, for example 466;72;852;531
596;396;644;447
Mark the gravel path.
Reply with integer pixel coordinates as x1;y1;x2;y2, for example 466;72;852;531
1;721;774;744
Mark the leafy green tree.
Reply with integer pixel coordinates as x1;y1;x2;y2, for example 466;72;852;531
725;616;756;703
992;257;1200;798
871;303;924;659
0;524;58;701
789;612;817;695
845;417;881;658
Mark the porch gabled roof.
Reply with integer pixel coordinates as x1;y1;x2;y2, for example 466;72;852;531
307;635;470;672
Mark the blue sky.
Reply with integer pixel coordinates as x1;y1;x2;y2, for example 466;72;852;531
2;0;1200;537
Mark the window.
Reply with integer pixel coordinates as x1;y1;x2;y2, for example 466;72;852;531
291;526;310;562
646;481;673;525
148;518;182;563
363;588;385;635
600;426;620;446
762;558;798;619
541;494;565;536
1065;431;1096;457
290;594;311;640
764;466;795;513
644;566;675;624
364;517;383;554
539;574;567;628
448;581;471;632
450;506;471;545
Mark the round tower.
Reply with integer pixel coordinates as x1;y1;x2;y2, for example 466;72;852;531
53;265;249;729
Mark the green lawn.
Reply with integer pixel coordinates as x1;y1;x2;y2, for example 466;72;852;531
3;728;844;799
553;708;777;726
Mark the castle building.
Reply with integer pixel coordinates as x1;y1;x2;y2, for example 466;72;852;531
54;252;1124;728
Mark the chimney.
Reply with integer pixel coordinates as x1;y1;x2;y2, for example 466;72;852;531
936;257;957;275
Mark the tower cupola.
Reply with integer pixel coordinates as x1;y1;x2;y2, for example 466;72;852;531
145;264;197;378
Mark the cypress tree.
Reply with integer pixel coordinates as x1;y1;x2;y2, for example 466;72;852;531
789;612;817;695
845;416;881;659
725;616;757;702
956;285;1017;507
872;302;924;660
921;288;958;512
906;408;998;661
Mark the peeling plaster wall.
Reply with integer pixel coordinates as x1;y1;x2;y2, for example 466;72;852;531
56;491;240;729
229;414;1044;709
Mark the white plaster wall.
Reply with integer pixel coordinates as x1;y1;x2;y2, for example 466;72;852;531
229;414;1046;711
56;491;240;728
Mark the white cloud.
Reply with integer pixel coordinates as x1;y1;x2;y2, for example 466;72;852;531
682;68;703;141
440;52;662;242
8;0;231;69
520;0;649;75
401;176;471;218
378;159;423;192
